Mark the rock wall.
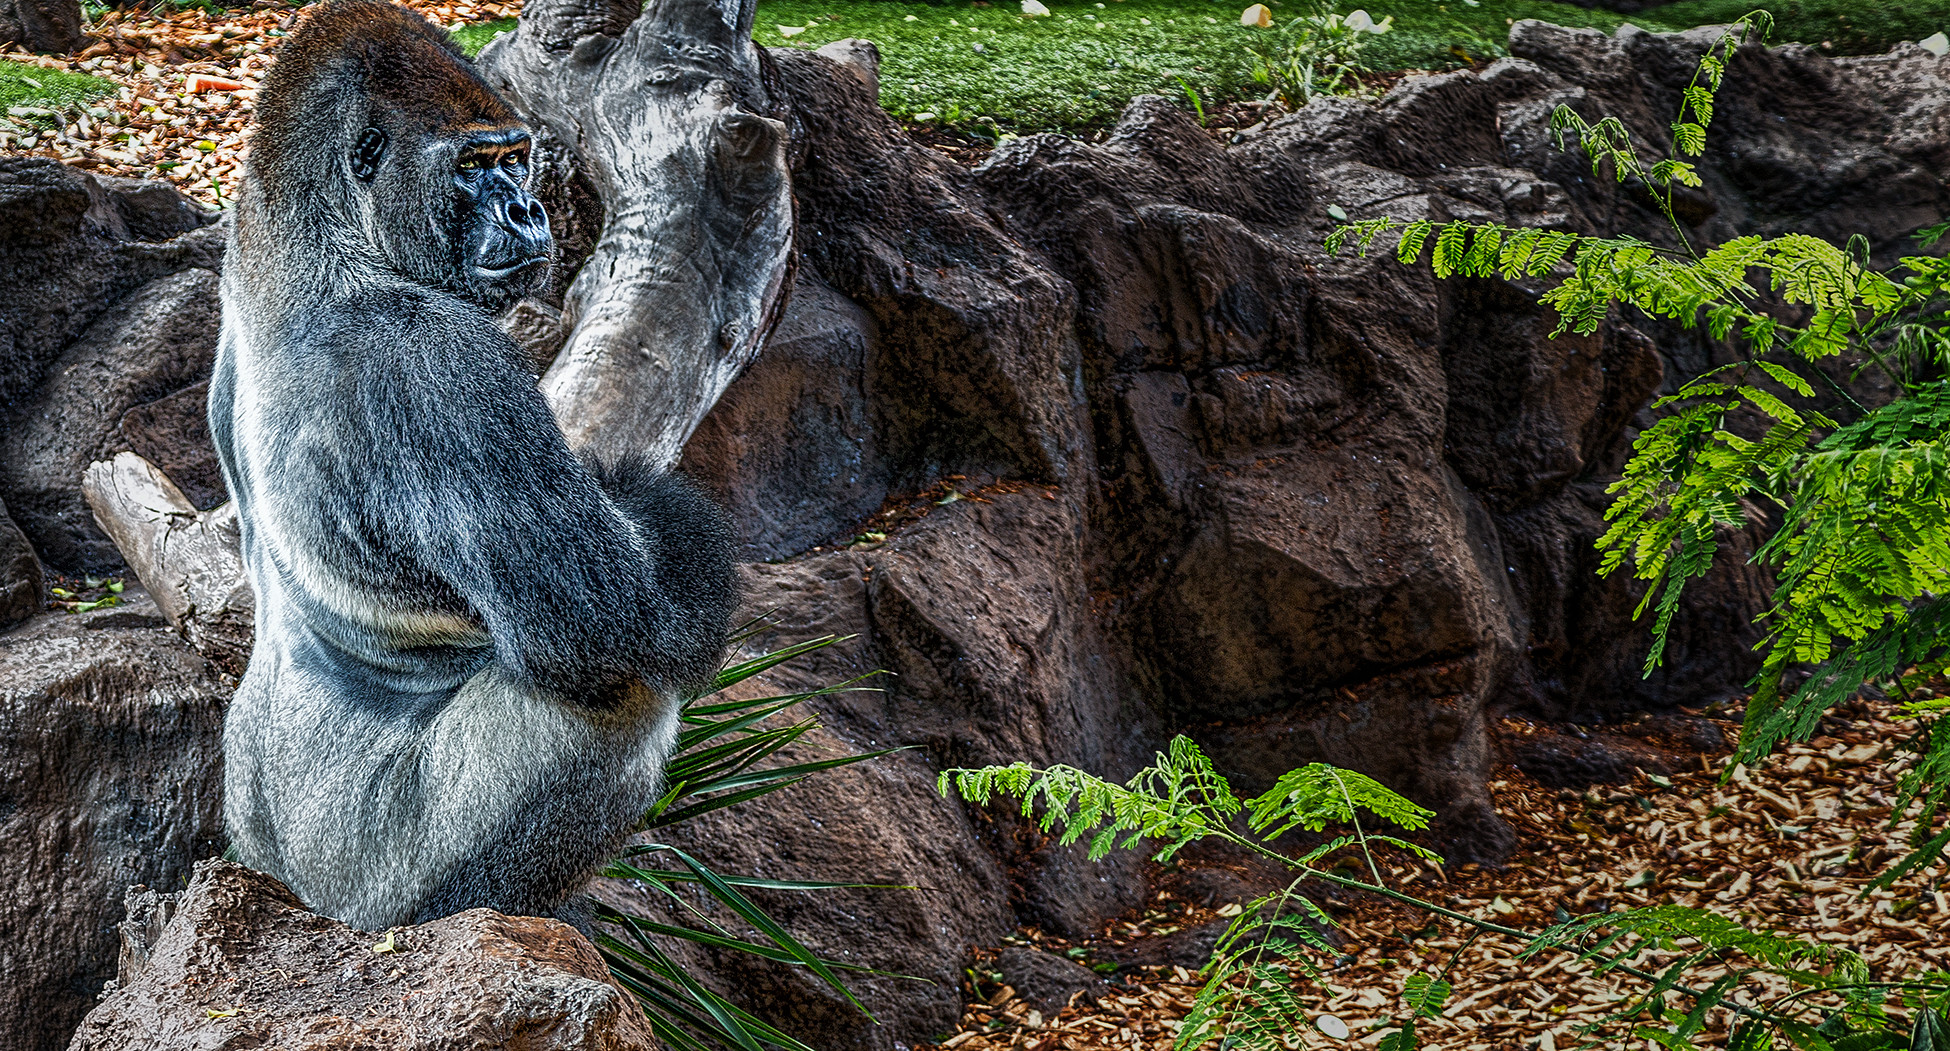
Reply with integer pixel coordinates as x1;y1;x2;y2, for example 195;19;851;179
0;158;221;575
0;590;228;1051
4;19;1949;1051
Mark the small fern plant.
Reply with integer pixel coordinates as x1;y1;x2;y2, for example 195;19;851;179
940;737;1950;1051
1328;9;1950;884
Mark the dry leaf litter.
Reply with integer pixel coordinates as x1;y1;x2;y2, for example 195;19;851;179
1;0;517;205
936;702;1947;1051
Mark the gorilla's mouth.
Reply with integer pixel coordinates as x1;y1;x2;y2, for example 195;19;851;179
474;256;549;280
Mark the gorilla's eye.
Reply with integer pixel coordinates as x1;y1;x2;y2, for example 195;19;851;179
457;155;485;172
501;152;524;170
350;126;387;182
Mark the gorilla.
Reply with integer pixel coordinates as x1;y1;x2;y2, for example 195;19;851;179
210;0;736;930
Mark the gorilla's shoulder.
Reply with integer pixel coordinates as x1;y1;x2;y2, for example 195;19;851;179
305;283;522;376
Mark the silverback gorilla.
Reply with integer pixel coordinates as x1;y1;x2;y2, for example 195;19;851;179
211;0;736;929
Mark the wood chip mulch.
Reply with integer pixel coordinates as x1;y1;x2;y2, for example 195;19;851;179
1;0;518;206
930;701;1947;1051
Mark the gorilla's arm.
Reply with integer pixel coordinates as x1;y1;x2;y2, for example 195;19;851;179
353;304;735;701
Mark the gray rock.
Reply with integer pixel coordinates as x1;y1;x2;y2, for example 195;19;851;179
0;497;40;627
1;268;221;573
0;589;227;1051
69;860;657;1051
0;159;218;422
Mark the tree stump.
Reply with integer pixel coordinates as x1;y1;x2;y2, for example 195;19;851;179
477;0;795;469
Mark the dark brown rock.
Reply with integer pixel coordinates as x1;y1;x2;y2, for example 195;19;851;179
993;947;1108;1015
69;859;657;1051
0;0;81;54
0;590;227;1051
0;159;218;421
117;380;226;511
1;268;221;573
0;497;40;627
681;272;889;561
771;48;1092;489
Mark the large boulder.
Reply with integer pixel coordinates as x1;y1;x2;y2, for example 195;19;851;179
70;860;656;1051
0;159;220;575
2;269;222;573
0;590;228;1051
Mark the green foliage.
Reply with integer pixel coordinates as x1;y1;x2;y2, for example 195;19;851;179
453;0;1950;134
943;737;1443;1051
597;635;892;1051
1637;0;1950;57
1242;3;1393;109
744;0;1633;133
0;62;115;121
1330;10;1950;884
450;19;515;57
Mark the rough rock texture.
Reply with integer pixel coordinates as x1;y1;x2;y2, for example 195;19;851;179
118;379;226;511
0;590;227;1051
70;860;657;1051
993;947;1110;1016
3;269;222;573
0;0;82;54
0;159;220;575
575;29;1949;1047
680;272;889;561
0;497;40;627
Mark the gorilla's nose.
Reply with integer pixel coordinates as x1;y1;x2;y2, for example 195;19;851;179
491;190;552;253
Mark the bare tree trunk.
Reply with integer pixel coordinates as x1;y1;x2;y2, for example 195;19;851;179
477;0;795;470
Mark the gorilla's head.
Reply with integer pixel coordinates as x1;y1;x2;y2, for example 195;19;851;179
251;0;553;310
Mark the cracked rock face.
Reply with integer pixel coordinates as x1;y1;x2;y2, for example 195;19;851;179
0;590;227;1051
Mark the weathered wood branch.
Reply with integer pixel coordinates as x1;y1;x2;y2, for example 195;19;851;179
83;452;253;674
478;0;796;470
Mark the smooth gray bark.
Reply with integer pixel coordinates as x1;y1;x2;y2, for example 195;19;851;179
478;0;795;470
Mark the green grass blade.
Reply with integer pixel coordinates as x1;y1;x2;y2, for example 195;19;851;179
662;845;875;1019
711;636;851;692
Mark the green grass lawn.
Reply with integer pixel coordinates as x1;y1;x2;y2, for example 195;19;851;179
455;0;1950;133
0;61;116;114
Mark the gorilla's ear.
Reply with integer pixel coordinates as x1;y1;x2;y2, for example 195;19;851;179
351;126;388;181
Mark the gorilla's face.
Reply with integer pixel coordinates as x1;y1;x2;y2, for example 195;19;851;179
352;117;553;312
448;128;552;307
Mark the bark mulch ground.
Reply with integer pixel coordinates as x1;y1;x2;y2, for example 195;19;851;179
936;702;1946;1051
